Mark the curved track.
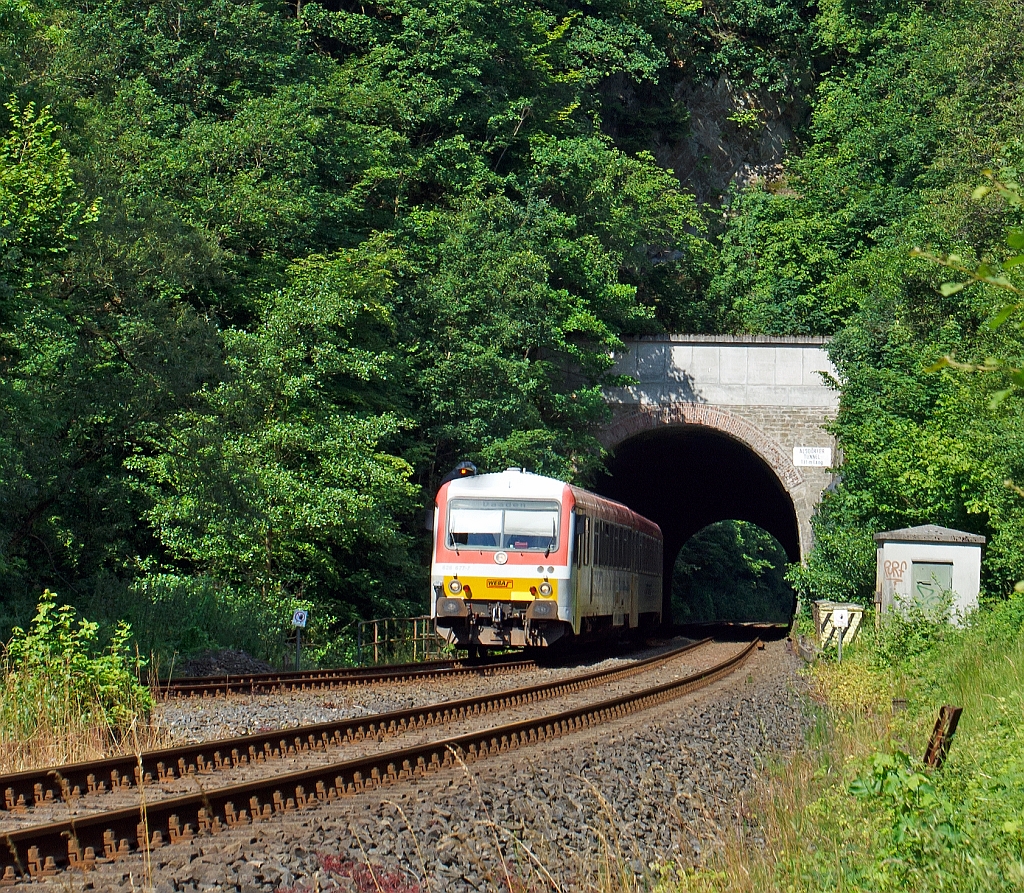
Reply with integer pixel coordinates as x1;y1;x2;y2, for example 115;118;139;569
158;655;537;698
0;639;757;881
2;640;711;816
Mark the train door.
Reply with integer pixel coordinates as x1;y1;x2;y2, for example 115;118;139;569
628;529;639;629
611;525;626;626
569;511;592;632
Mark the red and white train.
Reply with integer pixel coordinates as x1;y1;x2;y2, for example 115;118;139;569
430;468;663;650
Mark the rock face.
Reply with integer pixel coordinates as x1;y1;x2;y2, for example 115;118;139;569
603;72;810;204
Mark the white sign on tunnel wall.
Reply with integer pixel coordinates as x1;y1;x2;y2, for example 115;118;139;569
793;446;832;467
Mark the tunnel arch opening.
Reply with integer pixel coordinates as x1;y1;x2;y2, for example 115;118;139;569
592;422;801;622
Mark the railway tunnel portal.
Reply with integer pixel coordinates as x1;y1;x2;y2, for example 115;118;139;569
594;335;840;622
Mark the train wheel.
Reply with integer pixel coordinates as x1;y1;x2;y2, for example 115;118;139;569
467;644;479;660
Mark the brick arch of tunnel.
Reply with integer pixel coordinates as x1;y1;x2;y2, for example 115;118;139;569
594;407;806;621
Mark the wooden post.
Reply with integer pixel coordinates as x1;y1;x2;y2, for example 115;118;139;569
924;705;963;769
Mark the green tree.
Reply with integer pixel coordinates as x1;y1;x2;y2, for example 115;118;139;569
129;247;419;614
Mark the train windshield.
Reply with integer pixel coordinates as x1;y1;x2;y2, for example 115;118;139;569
447;499;560;551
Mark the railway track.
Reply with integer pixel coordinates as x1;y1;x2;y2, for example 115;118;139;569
157;654;537;698
2;639;712;817
0;638;756;882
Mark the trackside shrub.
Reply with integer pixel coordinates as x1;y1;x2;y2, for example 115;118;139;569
0;592;153;770
873;592;957;669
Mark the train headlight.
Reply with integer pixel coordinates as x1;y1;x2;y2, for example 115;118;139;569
448;579;463;594
538;581;553;596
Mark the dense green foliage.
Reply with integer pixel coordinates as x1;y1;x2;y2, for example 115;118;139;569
3;0;1024;652
0;0;733;644
733;0;1024;604
672;521;794;623
0;0;822;649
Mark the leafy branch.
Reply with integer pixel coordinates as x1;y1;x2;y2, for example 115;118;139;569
913;170;1024;406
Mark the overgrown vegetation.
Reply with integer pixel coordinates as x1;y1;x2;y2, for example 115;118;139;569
0;592;155;772
741;0;1024;604
656;599;1024;892
2;0;1024;663
672;521;794;624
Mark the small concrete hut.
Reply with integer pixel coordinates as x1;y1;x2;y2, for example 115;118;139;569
874;524;985;622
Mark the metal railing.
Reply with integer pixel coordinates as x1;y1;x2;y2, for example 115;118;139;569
356;614;446;665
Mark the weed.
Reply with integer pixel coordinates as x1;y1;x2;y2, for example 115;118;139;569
0;591;157;772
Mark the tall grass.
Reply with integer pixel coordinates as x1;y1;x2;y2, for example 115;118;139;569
656;597;1024;892
0;593;161;773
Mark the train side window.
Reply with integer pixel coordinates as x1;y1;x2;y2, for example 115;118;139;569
575;515;588;567
585;517;591;565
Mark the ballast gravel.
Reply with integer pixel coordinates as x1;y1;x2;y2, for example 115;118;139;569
153;644;700;743
43;638;809;893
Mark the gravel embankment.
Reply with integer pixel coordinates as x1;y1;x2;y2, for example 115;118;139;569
153;642;702;743
42;639;809;893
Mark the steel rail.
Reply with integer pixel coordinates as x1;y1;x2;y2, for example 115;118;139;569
0;639;756;882
1;639;711;814
158;656;537;698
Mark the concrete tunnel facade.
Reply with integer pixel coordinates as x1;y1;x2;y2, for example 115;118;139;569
597;335;841;621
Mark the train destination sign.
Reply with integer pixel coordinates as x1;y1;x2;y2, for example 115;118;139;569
793;446;832;467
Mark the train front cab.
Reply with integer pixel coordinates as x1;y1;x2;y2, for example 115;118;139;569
431;472;575;648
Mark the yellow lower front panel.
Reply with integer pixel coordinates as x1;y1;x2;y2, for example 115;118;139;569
443;575;558;601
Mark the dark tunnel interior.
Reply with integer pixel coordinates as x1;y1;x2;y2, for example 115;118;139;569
592;425;801;621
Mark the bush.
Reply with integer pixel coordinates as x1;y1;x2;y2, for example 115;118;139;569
0;592;153;770
873;592;957;669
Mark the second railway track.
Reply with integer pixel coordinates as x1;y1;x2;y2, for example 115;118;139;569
0;638;757;882
157;655;538;698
